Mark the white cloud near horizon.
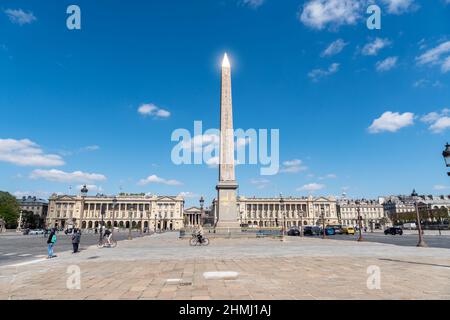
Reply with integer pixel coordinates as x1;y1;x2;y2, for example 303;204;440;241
321;39;348;57
280;159;308;173
250;178;270;189
138;103;171;119
138;175;182;186
30;169;107;183
376;56;398;72
4;8;36;25
178;191;199;198
433;185;449;191
381;0;416;14
0;139;65;167
296;183;325;193
421;109;450;133
368;112;415;133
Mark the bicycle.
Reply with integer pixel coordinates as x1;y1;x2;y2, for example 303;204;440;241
97;237;117;248
189;233;210;246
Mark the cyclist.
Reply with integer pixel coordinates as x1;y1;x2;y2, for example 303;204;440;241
195;225;204;243
103;228;112;245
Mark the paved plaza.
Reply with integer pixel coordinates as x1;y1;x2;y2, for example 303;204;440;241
1;233;449;300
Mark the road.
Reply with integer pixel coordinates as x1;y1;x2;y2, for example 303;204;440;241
0;230;149;267
324;232;450;249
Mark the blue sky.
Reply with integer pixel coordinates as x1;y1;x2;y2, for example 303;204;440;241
1;0;450;207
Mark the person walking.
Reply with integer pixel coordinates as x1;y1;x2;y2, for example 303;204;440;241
47;228;57;259
72;229;81;253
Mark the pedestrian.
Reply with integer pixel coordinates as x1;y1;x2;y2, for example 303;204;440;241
47;228;57;259
72;229;81;253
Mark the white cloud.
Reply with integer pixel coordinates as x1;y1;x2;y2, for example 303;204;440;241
319;173;337;180
321;39;348;57
250;178;270;189
368;111;415;133
138;103;171;119
280;159;308;173
375;56;398;72
433;185;449;191
240;0;265;9
205;156;219;168
362;38;392;56
381;0;416;14
178;191;199;198
82;145;100;152
416;41;450;73
0;139;65;167
421;109;450;133
299;0;364;30
296;183;325;192
138;175;182;186
308;63;340;82
76;184;103;193
429;117;450;133
4;9;36;25
30;169;107;183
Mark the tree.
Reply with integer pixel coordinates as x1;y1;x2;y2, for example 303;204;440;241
0;191;20;228
21;210;44;229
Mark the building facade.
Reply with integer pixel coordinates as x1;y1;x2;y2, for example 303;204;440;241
215;195;340;228
17;196;48;218
46;193;184;231
337;199;386;228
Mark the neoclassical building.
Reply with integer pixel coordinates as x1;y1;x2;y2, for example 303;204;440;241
46;193;184;231
337;199;386;228
209;195;339;228
17;196;48;218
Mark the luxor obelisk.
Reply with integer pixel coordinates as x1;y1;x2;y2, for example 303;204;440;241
215;53;240;230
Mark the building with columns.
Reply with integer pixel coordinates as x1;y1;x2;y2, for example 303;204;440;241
210;195;339;228
46;193;184;231
337;199;386;229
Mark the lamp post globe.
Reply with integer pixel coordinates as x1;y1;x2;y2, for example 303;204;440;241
443;143;450;176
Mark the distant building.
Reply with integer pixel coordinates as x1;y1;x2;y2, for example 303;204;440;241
47;193;184;231
337;198;386;228
17;196;48;219
209;195;339;228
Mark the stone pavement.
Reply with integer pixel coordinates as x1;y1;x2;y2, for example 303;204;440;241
0;233;449;300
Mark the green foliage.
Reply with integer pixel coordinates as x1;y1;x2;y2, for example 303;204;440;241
21;210;44;229
0;191;20;228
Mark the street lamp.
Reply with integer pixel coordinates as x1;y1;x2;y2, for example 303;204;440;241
99;204;106;244
200;196;205;227
80;185;88;230
111;197;117;239
279;193;285;241
356;200;363;242
128;205;133;240
443;143;450;176
412;191;427;247
321;207;326;239
140;209;143;236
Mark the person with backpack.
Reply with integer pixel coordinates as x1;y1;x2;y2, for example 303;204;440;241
72;229;81;253
47;228;57;259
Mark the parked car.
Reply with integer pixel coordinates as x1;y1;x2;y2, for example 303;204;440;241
342;226;355;235
28;229;45;235
327;225;343;234
287;228;301;236
384;227;403;235
324;227;336;236
303;226;321;236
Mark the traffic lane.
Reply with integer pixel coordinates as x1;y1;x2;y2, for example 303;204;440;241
330;233;450;249
0;231;147;266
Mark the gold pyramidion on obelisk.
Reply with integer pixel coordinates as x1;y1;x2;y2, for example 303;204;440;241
215;53;240;231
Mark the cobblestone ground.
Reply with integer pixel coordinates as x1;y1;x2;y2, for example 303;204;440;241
0;233;449;300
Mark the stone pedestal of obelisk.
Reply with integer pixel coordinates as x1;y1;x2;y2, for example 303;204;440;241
215;53;241;231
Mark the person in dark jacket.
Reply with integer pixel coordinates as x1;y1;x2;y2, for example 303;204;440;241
72;229;81;253
47;228;57;258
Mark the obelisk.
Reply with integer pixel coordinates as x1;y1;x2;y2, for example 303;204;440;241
215;53;240;230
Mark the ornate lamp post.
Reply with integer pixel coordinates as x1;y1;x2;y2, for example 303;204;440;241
199;196;205;227
128;205;133;240
99;204;106;244
111;196;117;239
279;193;285;241
80;185;88;230
356;200;363;242
443;143;450;176
140;209;143;236
321;207;326;239
412;191;427;247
